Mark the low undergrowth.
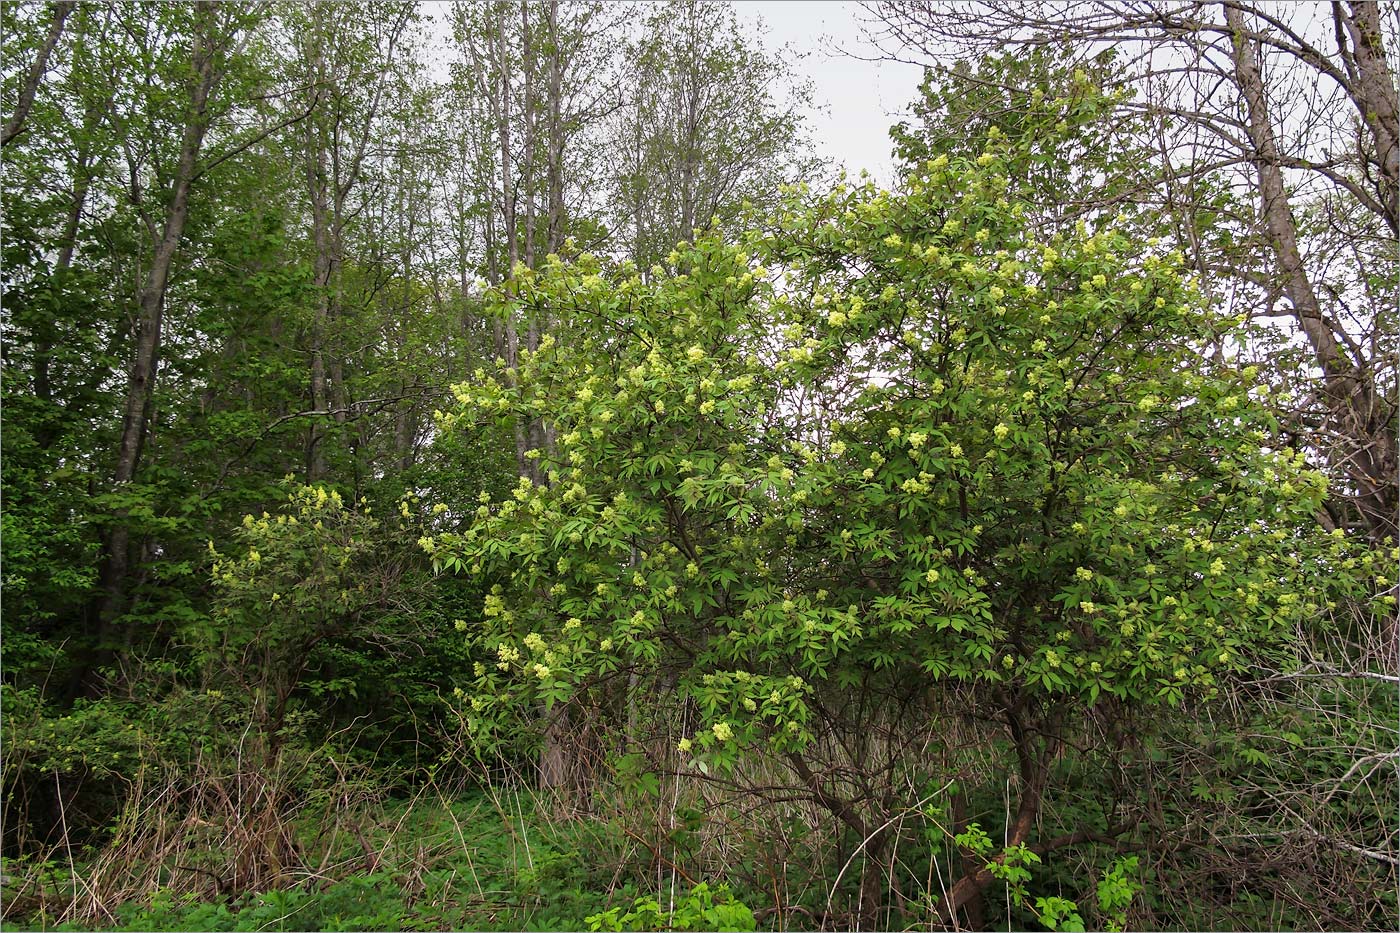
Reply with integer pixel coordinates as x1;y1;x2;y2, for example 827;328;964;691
3;784;722;932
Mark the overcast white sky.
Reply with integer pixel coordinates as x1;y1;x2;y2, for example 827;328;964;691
729;2;929;183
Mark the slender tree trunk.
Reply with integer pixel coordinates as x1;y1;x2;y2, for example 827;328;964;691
516;2;544;482
393;209;418;471
303;20;334;482
493;9;529;480
93;7;222;677
497;15;517;278
32;98;101;442
307;154;333;480
19;8;96;447
545;0;565;254
631;99;646;268
294;4;408;482
2;0;74;147
520;0;537;275
679;6;702;237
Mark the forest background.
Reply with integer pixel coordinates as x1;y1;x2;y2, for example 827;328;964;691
1;1;1396;930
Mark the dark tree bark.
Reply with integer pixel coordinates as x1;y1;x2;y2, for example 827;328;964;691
91;5;226;685
1227;4;1397;544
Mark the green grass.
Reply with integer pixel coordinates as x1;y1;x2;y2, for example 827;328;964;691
5;790;702;932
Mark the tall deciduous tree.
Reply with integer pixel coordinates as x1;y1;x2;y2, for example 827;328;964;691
277;0;416;482
95;2;264;669
610;0;819;271
448;0;620;334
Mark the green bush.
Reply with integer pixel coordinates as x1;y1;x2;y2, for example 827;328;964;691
586;882;755;932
